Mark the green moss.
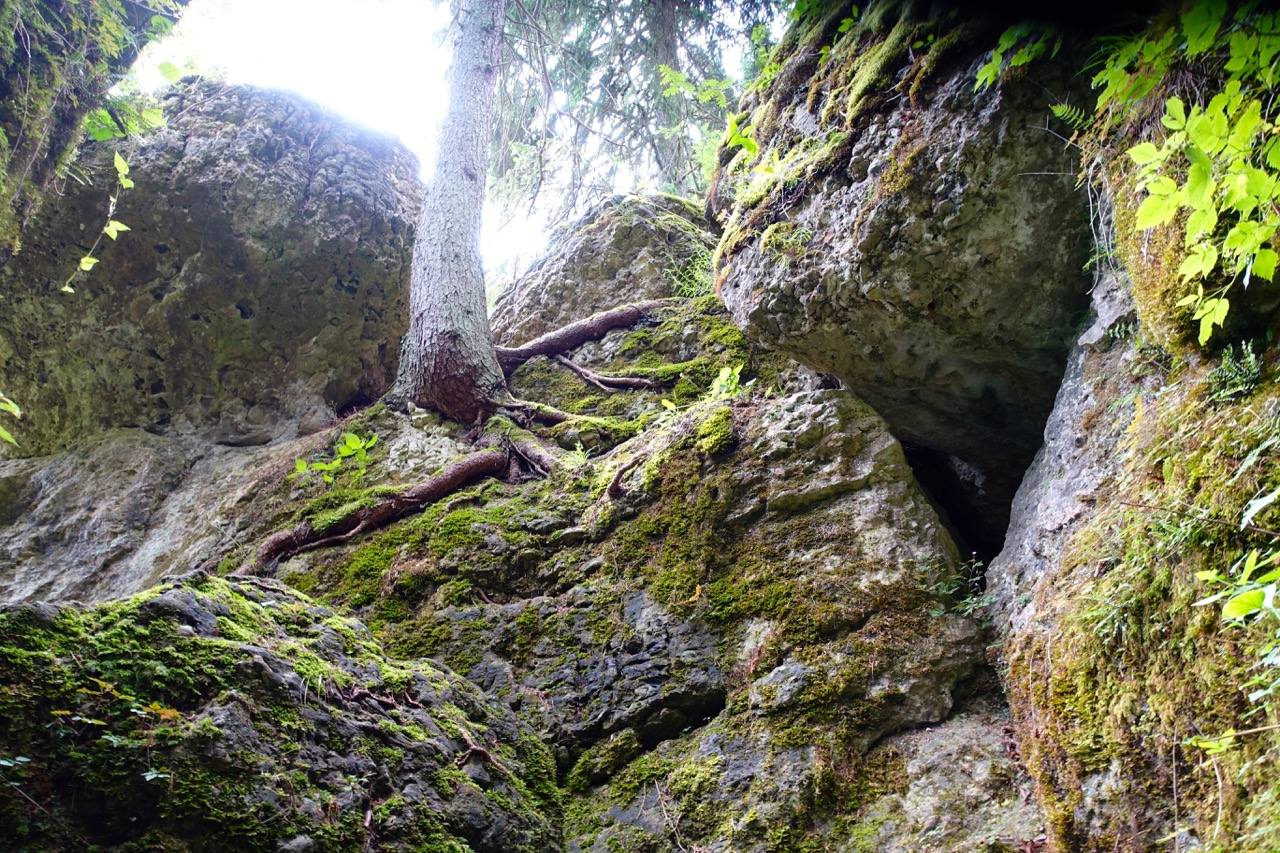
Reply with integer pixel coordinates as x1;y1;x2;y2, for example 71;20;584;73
1006;345;1280;849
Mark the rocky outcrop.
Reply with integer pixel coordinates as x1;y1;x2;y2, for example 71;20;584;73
987;216;1280;846
491;194;716;346
0;415;473;605
0;80;421;457
258;287;1038;851
0;573;559;851
709;8;1091;548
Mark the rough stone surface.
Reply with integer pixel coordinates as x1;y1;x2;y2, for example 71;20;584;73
491;194;714;346
278;299;1001;851
711;14;1091;542
0;410;470;606
985;267;1141;631
0;574;559;851
0;80;422;457
858;685;1044;852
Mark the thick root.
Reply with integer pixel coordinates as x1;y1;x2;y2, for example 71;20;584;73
494;299;669;375
232;448;507;576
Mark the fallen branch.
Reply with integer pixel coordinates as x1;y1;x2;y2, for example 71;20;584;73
233;449;507;576
495;299;669;375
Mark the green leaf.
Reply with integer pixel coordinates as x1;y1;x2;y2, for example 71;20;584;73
1196;296;1229;345
79;256;99;271
1162;97;1186;130
1222;589;1265;619
157;60;182;83
1127;142;1164;165
1181;0;1226;57
119;176;134;190
103;220;130;240
294;459;307;474
113;151;130;177
1184;162;1215;209
0;424;15;446
1185;207;1218;242
1134;192;1180;229
1252;248;1278;282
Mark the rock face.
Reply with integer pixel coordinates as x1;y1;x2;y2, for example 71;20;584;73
0;574;560;851
491;194;716;346
264;288;1036;850
709;9;1091;547
0;80;422;457
987;229;1280;846
0;409;471;606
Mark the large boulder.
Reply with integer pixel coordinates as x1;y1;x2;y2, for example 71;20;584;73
0;80;421;456
709;8;1091;548
0;574;560;851
491;194;716;346
256;285;1035;851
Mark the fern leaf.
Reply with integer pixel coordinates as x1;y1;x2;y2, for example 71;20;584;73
1051;102;1092;130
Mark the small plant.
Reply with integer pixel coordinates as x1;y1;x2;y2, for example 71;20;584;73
667;243;714;297
63;152;135;293
974;24;1061;92
724;115;758;156
708;364;744;400
1207;340;1266;402
291;431;379;486
920;557;996;626
0;391;20;446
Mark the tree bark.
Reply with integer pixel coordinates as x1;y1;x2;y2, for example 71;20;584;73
390;0;510;424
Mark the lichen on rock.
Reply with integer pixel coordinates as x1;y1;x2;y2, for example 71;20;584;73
708;4;1092;547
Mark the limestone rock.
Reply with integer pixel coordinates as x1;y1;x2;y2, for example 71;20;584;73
0;574;559;851
491;195;714;346
710;11;1092;543
0;80;422;456
0;407;471;606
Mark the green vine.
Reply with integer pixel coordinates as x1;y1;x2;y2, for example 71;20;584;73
0;0;184;256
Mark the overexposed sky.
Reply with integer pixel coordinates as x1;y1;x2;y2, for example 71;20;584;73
137;0;547;273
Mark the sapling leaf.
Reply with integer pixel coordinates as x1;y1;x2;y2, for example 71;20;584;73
1223;589;1265;619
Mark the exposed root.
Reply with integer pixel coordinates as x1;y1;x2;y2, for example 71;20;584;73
553;354;661;391
233;448;508;576
608;454;645;498
500;397;572;425
495;299;670;375
508;431;560;476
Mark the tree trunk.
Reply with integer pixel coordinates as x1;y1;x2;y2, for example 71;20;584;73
390;0;510;424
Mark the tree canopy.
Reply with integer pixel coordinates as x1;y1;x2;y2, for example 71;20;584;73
491;0;781;218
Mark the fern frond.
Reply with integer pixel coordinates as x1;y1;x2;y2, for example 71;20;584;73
1051;102;1092;130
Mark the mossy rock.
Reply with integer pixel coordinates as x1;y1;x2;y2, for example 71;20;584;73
0;573;560;851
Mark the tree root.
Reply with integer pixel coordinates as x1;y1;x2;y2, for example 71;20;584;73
494;299;669;375
553;354;660;391
232;448;508;576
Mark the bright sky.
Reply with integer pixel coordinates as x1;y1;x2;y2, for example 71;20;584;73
137;0;547;276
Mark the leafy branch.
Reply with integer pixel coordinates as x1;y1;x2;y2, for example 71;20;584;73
63;152;135;293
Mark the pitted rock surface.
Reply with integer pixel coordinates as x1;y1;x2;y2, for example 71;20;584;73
712;16;1091;539
0;80;422;456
